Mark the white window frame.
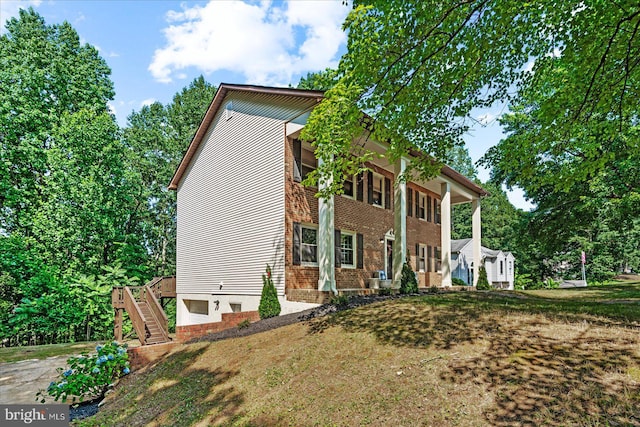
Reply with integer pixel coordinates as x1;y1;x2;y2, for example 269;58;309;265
342;174;355;199
301;148;317;181
372;172;384;207
340;231;356;268
418;244;427;272
300;224;318;266
417;193;426;220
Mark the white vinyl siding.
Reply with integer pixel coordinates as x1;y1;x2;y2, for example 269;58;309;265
176;92;316;296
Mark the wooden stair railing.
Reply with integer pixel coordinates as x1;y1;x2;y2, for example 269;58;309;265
112;276;176;346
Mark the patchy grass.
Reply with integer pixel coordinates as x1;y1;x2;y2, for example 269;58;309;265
77;285;640;426
0;341;102;363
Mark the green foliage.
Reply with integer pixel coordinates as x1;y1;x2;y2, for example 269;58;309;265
378;288;393;296
330;294;350;307
258;265;281;319
476;265;491;290
296;68;340;91
514;274;533;291
237;319;251;330
400;254;419;294
452;277;467;287
37;341;130;403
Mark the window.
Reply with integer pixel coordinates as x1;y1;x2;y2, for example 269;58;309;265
500;260;504;275
301;148;317;180
509;261;513;276
435;247;442;272
417;193;426;220
372;173;384;207
435;199;441;224
301;225;318;264
230;303;242;313
343;175;354;198
418;244;426;272
341;232;355;268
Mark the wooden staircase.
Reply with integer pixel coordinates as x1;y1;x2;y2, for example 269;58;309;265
112;277;176;346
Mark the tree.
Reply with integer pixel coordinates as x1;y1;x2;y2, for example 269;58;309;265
258;265;281;319
0;8;114;235
476;264;490;290
302;1;640;200
400;253;418;294
297;68;340;91
124;76;216;276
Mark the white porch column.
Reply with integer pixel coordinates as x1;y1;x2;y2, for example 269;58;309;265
440;182;452;287
317;157;336;293
393;158;408;287
472;197;482;286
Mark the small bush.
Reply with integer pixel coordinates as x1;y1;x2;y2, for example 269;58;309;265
476;265;491;290
330;294;350;307
514;273;533;290
400;253;419;294
258;264;281;319
37;341;130;403
378;288;393;296
452;277;467;286
237;319;251;329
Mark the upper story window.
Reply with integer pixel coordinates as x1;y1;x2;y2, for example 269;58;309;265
343;175;354;198
435;199;441;224
417;193;426;220
372;173;383;206
301;148;316;180
500;260;504;275
341;232;356;268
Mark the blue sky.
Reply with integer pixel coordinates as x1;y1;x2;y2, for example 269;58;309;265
1;0;534;210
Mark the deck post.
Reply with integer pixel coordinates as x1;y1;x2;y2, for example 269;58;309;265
114;308;123;342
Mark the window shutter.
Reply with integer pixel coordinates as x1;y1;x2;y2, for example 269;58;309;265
356;172;364;201
367;171;373;204
384;177;391;210
357;233;364;269
427;245;432;272
415;243;419;258
433;198;438;223
293;222;301;265
407;188;413;217
427;195;432;222
293;139;302;182
415;191;420;218
334;229;341;268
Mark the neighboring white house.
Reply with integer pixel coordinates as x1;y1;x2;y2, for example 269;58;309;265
451;238;515;289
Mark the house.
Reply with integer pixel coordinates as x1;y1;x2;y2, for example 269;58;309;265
168;84;488;334
451;238;515;289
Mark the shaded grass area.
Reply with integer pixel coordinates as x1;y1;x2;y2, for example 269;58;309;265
0;341;101;363
76;285;640;426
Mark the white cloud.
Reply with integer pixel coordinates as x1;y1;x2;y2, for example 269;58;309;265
141;98;156;107
0;0;42;33
107;102;117;115
476;112;500;126
149;0;349;85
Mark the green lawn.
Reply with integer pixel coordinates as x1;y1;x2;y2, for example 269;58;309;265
0;341;102;364
75;282;640;427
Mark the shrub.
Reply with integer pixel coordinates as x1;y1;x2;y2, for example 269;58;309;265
400;253;419;294
37;341;130;403
330;294;350;307
258;264;281;319
452;277;467;286
237;319;251;329
476;265;491;290
514;273;533;290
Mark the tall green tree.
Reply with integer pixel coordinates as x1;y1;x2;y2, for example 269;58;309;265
0;8;114;234
124;76;216;275
302;1;640;198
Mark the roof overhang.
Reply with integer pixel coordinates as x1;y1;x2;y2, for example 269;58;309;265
168;83;487;201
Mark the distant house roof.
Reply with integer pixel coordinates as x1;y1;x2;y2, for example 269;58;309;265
168;83;488;197
451;238;513;259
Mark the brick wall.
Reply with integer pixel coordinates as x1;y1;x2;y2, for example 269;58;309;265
284;138;443;298
127;342;179;371
175;311;260;342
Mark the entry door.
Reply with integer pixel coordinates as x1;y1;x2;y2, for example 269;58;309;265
385;239;394;281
